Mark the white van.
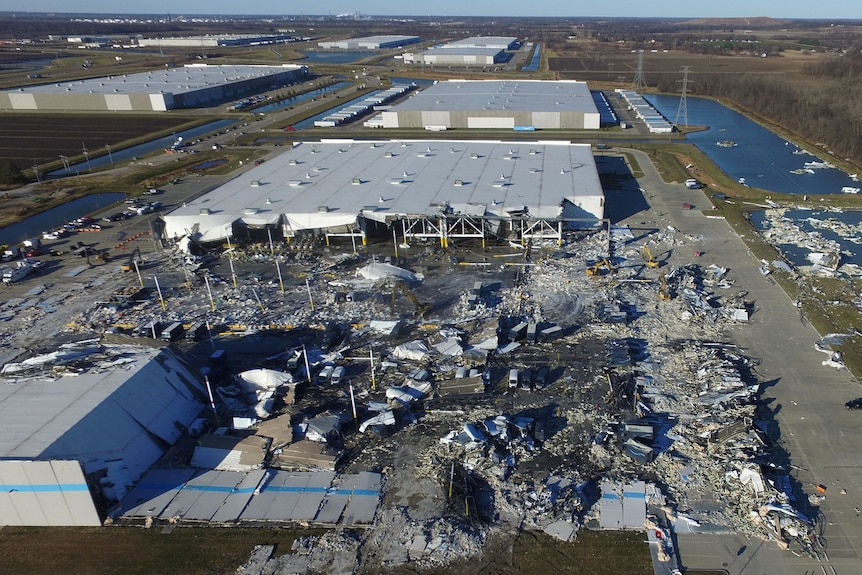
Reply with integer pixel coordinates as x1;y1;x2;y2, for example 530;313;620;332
508;369;519;389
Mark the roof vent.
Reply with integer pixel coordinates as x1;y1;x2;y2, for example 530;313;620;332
352;178;362;185
244;207;258;215
454;180;464;187
251;180;261;187
266;198;272;204
289;159;298;165
199;208;211;215
529;149;537;155
384;151;393;158
470;153;479;159
288;180;302;187
318;205;330;213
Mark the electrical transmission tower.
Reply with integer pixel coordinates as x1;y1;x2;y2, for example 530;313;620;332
674;66;692;129
632;50;647;89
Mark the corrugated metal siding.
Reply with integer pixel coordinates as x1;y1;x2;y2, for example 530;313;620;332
467;116;514;129
0;460;100;526
531;111;560;129
421;110;451;128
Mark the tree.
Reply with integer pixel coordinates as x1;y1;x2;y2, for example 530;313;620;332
0;160;27;186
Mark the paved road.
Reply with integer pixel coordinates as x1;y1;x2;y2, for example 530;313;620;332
622;148;861;575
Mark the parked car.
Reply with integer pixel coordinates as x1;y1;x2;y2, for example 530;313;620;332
845;398;862;410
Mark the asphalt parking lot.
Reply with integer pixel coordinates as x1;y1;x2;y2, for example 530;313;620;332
623;148;862;575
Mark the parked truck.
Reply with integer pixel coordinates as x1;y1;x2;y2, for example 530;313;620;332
2;261;33;284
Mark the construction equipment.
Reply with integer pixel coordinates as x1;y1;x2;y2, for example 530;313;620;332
121;247;142;272
391;280;432;317
586;258;613;277
642;245;660;268
659;273;672;301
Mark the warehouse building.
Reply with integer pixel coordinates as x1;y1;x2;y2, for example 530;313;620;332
137;34;296;48
318;35;421;50
0;64;307;112
162;139;605;247
377;80;600;130
402;47;505;66
443;36;518;50
0;345;207;526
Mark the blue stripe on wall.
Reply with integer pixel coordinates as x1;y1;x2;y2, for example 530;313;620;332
2;484;89;493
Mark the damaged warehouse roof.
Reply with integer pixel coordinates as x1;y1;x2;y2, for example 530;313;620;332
162;139;605;243
0;344;207;526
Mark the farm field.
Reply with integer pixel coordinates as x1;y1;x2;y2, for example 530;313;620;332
0;113;198;168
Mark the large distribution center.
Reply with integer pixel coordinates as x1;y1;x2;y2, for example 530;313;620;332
403;36;517;66
162;139;605;246
377;80;601;130
443;37;518;50
0;64;307;112
137;34;297;48
402;47;505;66
0;346;206;526
318;35;421;49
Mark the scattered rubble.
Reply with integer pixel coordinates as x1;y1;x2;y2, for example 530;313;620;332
0;220;829;569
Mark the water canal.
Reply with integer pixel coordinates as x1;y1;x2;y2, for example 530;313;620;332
645;94;859;195
0;192;126;246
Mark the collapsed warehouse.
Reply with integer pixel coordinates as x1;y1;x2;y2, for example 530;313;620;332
0;206;822;568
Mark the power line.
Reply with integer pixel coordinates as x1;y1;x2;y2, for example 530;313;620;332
632;50;647;89
675;66;692;129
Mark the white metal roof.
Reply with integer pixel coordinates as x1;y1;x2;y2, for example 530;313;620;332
444;36;517;49
394;80;598;114
7;64;305;96
417;47;503;57
163;139;605;242
319;35;420;49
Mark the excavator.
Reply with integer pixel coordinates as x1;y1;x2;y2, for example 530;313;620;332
390;280;432;317
642;245;660;269
659;273;673;301
586;258;613;277
120;246;142;272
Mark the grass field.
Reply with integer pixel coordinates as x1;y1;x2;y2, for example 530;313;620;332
0;526;317;575
0;526;654;575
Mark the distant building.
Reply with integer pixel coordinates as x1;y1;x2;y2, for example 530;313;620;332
443;36;518;50
403;47;505;66
138;34;296;48
318;35;420;50
378;80;600;130
403;36;518;66
0;64;307;112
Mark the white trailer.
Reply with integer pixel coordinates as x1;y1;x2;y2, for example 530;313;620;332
3;262;32;284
